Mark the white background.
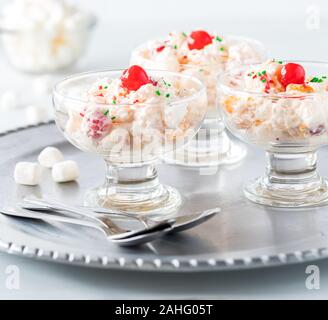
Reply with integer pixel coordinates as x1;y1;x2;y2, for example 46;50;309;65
0;0;328;299
77;0;328;67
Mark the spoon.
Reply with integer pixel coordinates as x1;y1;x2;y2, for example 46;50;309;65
22;196;221;234
0;206;173;245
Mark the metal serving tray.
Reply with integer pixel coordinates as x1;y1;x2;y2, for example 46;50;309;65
0;122;328;272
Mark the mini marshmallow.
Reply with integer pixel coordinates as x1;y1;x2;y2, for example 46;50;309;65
38;147;64;168
0;91;19;111
52;160;80;183
14;162;42;186
25;105;49;125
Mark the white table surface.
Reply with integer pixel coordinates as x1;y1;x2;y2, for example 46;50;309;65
1;0;328;299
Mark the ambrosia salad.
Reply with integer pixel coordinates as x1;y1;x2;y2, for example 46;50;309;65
0;0;95;72
220;60;328;145
59;65;207;163
131;30;264;116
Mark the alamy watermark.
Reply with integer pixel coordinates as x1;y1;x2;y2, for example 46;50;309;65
305;265;320;290
4;265;20;290
305;5;321;30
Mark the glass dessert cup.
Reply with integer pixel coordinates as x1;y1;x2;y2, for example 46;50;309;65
53;70;207;218
131;35;266;167
0;16;97;74
218;61;328;208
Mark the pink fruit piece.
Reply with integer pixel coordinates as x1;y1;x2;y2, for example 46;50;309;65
86;111;112;139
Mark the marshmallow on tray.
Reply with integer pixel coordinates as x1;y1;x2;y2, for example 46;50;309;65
52;160;80;183
38;147;64;168
14;162;42;186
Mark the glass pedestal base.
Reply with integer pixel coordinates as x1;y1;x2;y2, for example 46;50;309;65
245;177;328;208
84;164;181;218
244;151;328;208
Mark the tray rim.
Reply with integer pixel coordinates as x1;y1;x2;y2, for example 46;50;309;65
1;121;328;272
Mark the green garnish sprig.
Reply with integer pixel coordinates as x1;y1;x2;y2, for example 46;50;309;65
163;80;172;87
310;76;327;83
103;110;116;121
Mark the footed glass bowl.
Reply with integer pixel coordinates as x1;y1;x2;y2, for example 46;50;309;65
218;61;328;208
53;70;207;217
131;35;266;166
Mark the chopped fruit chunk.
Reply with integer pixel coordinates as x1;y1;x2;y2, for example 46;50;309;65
286;84;314;93
188;30;213;50
223;96;238;113
86;111;112;139
120;65;151;91
279;63;306;88
179;55;189;64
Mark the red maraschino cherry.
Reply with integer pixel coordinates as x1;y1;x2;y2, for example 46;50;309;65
121;65;151;91
188;30;213;50
279;63;306;88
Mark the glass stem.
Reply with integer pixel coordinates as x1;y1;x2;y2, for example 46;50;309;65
104;161;160;193
265;151;320;185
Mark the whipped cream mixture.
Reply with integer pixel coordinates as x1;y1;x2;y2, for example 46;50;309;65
61;66;207;163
